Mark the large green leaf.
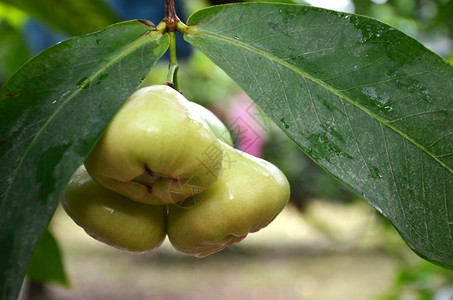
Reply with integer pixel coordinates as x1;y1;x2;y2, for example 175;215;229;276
0;20;168;300
0;0;119;36
184;3;453;267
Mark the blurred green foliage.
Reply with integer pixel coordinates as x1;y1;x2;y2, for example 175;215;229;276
353;0;453;36
0;3;29;83
352;0;453;58
0;20;29;82
0;0;119;36
377;260;453;300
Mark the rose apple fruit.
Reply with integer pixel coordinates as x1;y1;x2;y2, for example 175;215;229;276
61;166;167;252
84;85;224;205
189;102;233;147
167;141;290;257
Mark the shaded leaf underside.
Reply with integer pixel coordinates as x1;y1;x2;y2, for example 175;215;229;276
0;21;168;299
185;3;453;267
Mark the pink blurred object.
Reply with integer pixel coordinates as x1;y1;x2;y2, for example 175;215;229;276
225;93;268;158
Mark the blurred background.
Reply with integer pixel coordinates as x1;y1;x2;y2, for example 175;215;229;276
1;0;453;299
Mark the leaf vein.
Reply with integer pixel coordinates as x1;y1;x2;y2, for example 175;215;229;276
379;122;428;247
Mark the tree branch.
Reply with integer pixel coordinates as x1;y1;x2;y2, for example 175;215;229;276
164;0;180;32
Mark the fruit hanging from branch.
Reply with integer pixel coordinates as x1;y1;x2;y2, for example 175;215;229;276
62;85;290;255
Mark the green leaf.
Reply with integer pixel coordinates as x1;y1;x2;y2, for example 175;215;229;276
185;3;453;268
27;227;68;286
0;0;119;36
0;20;168;300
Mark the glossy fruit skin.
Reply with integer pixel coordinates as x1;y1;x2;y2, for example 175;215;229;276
64;85;289;255
189;102;233;147
84;85;223;205
61;166;167;252
167;141;290;257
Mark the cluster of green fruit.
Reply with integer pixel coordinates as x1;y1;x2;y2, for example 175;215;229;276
61;85;290;257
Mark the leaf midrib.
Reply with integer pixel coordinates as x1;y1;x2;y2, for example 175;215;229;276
1;28;167;203
188;29;453;174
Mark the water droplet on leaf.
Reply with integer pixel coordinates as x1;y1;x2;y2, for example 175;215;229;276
370;166;383;179
96;74;109;85
280;117;290;129
52;90;71;104
77;77;91;89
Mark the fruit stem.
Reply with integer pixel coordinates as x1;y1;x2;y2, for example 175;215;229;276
163;0;180;91
166;31;179;90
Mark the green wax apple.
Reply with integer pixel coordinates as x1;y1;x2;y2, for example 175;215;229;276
167;141;290;257
85;85;224;205
61;166;167;252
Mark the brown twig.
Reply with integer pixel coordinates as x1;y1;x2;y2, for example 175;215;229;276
163;0;180;32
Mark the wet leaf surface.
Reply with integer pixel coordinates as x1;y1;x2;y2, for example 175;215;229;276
185;3;453;268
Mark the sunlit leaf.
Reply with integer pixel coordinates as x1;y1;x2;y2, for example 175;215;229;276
185;3;453;268
0;20;168;300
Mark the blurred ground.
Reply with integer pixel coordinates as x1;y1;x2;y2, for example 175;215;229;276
31;200;430;300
